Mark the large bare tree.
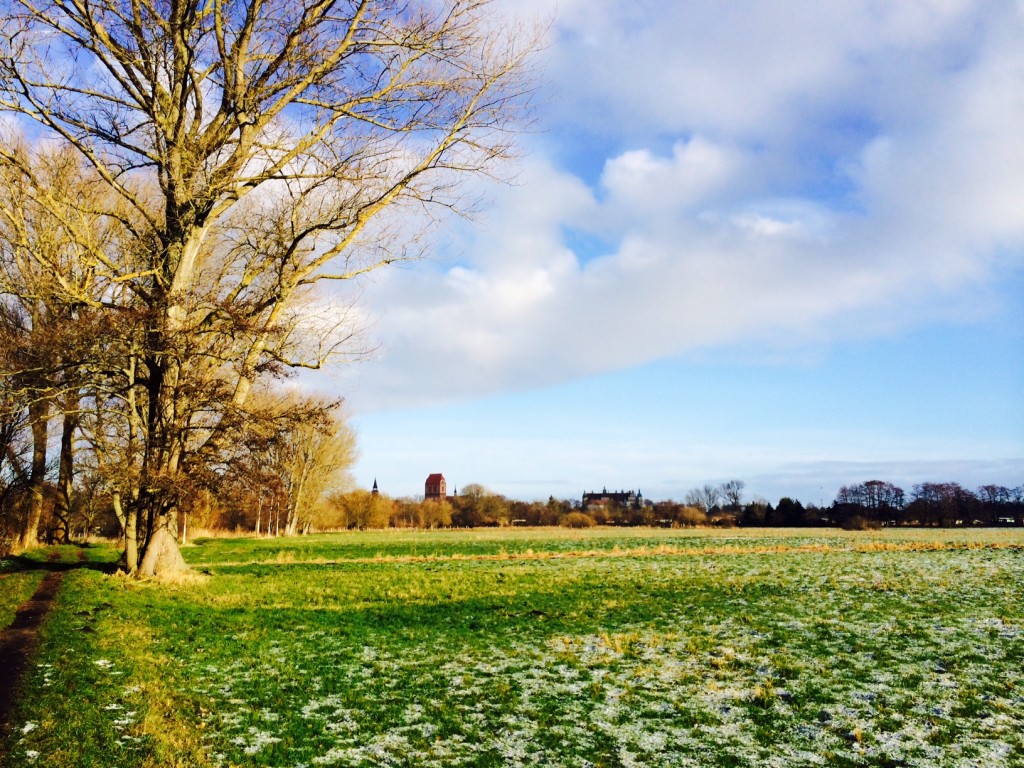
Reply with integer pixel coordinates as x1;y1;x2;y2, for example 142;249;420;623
0;0;535;574
0;144;120;550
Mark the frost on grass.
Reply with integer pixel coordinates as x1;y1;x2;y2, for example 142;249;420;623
91;662;149;753
232;727;282;755
181;545;1024;767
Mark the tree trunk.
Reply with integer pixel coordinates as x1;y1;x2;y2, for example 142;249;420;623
285;501;299;536
112;492;140;574
285;467;309;536
18;400;49;551
130;309;190;576
137;519;188;578
55;410;76;542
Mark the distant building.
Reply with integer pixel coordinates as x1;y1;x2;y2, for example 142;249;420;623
425;473;447;500
582;487;644;511
371;479;379;496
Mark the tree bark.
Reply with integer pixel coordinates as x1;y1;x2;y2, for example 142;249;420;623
55;409;76;543
18;400;49;551
137;520;188;578
112;492;140;574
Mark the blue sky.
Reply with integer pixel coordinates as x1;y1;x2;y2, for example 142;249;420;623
324;0;1024;505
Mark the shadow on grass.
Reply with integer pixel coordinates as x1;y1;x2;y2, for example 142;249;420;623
1;544;120;575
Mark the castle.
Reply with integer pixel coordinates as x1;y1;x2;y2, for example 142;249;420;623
582;488;644;511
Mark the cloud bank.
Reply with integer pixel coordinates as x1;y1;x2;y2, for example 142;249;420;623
333;1;1024;412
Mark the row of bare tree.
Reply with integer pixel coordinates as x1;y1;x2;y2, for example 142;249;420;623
0;370;359;550
0;0;534;572
322;478;1024;531
831;480;1024;528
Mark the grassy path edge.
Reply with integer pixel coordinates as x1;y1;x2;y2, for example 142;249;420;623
0;571;66;744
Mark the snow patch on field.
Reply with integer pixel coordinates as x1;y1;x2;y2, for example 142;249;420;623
181;547;1024;767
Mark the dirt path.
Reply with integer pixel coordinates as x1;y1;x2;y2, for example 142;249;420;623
0;571;65;735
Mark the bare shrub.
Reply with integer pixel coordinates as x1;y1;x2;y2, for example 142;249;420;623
841;515;881;531
561;512;597;529
676;506;708;527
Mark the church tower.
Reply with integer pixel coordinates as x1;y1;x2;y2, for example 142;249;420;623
425;473;447;500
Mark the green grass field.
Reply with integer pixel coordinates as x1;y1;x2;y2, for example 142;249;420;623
0;570;45;629
2;528;1023;767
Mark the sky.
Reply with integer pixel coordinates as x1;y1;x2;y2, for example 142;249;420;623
317;0;1024;505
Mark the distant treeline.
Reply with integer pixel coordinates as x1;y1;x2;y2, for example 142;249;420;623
6;476;1020;552
827;480;1023;529
661;480;1023;529
286;479;1024;531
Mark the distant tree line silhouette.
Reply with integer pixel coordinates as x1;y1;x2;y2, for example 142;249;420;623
317;479;1023;531
827;480;1023;529
6;475;1019;551
719;480;1023;529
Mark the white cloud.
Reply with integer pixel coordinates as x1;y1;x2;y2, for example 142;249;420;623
330;1;1024;413
599;138;745;214
543;0;986;140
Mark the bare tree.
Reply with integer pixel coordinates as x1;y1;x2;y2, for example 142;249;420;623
0;144;120;550
719;479;745;510
685;484;721;513
328;487;393;529
0;353;30;544
246;391;357;536
0;0;536;574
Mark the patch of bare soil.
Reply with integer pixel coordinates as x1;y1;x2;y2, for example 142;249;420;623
0;571;65;736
